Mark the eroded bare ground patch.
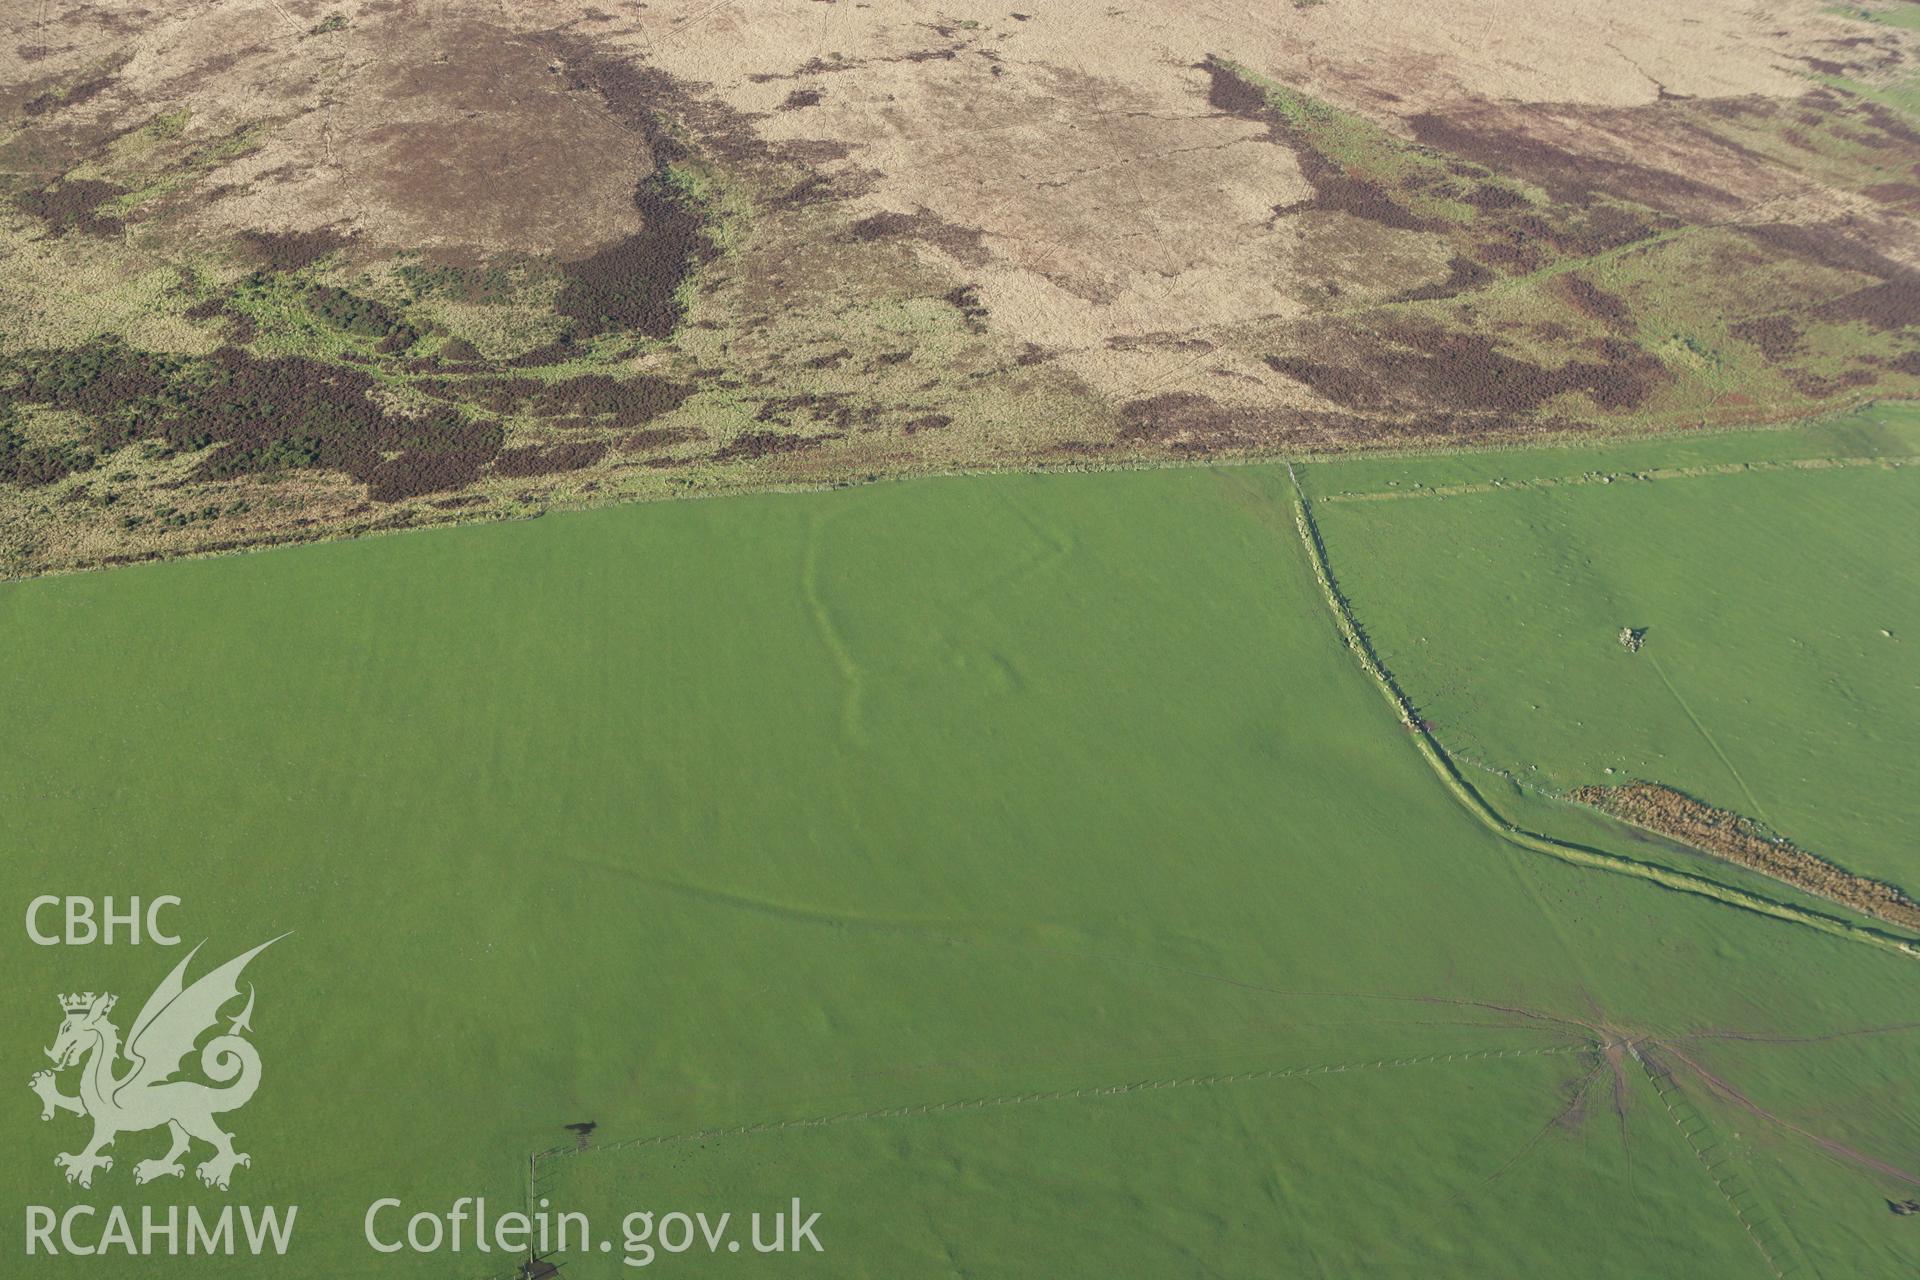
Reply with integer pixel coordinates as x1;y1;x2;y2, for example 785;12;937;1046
1572;782;1920;930
2;0;1920;575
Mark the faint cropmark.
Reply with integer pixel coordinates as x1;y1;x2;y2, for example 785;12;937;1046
30;936;286;1191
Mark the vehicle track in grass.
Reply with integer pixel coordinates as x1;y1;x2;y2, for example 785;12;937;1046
1646;654;1772;825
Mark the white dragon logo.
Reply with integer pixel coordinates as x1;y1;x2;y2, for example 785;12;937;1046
28;936;284;1191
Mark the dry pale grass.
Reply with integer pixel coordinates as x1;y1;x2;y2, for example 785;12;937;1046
3;0;1919;577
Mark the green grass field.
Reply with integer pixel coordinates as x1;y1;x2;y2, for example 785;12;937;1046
3;461;1917;1277
1304;405;1920;894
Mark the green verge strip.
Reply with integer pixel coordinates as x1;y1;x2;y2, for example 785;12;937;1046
1277;462;1920;961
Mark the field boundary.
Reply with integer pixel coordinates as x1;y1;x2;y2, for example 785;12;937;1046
1277;463;1920;961
526;1041;1595;1169
1636;1046;1807;1277
1315;452;1918;504
9;397;1914;586
489;1040;1595;1278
